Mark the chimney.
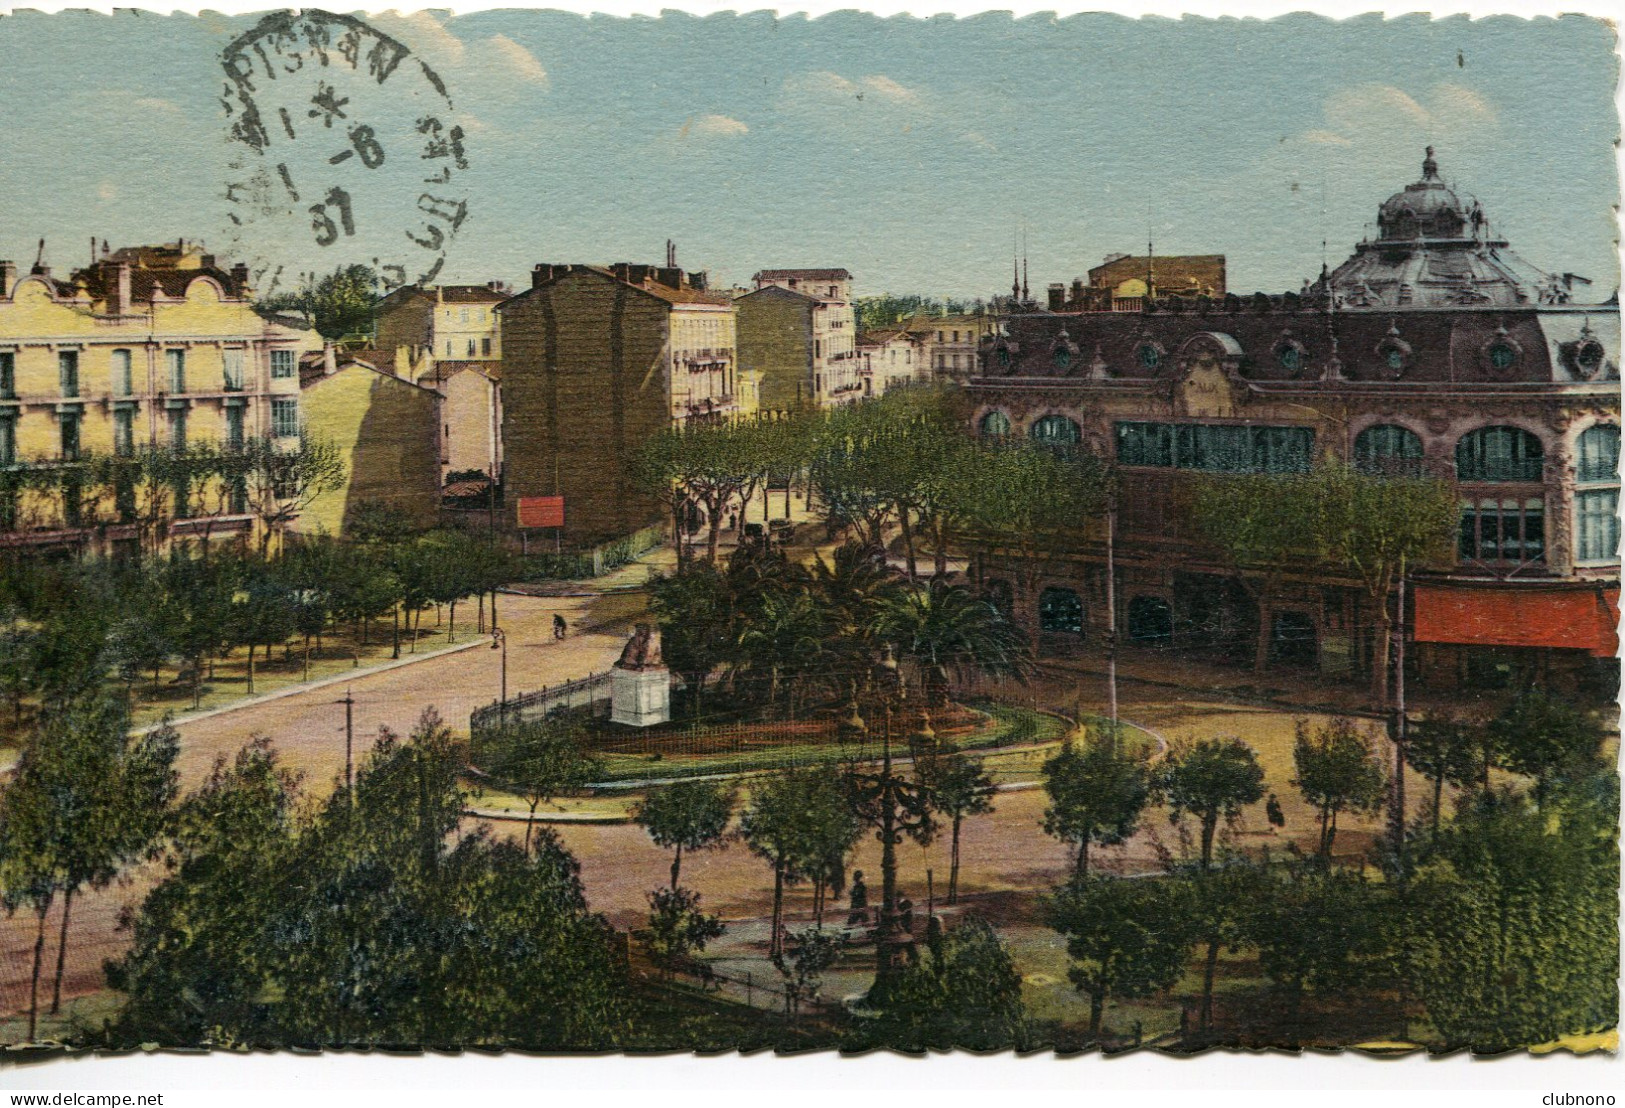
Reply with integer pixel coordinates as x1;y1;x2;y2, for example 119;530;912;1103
1071;277;1086;305
323;343;338;377
687;270;708;291
610;262;632;283
1047;283;1066;311
230;262;250;296
201;254;216;270
655;267;682;289
531;263;551;289
114;262;132;315
0;261;14;298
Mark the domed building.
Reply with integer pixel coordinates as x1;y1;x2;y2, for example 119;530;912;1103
965;149;1619;700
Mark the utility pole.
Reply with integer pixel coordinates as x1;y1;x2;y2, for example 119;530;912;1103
1105;493;1119;727
1391;560;1408;853
339;687;355;803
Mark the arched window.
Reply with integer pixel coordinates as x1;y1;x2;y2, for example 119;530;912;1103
1053;347;1072;370
1029;414;1081;446
1039;587;1084;635
1128;596;1173;646
979;410;1012;437
1576;424;1620;564
1354;424;1424;476
1577;424;1620;484
1456;426;1544;483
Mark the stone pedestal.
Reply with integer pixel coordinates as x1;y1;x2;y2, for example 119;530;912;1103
612;665;670;727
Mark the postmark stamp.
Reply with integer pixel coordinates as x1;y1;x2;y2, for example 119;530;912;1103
220;9;470;295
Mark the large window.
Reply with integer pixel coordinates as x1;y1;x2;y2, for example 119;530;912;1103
1576;424;1620;563
1030;414;1081;445
1456;426;1543;482
0;415;14;466
225;406;245;451
223;349;245;391
271;398;300;438
979;410;1012;437
1039;586;1084;635
166;349;186;393
0;352;14;399
59;412;80;461
1354;424;1424;476
111;349;133;397
113;408;135;457
1115;421;1314;474
1459;497;1544;567
168;407;187;449
59;350;80;398
271;349;295;379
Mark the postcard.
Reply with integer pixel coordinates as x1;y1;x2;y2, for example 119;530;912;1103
0;3;1617;1065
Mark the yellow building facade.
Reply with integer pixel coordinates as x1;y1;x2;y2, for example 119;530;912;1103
0;244;319;553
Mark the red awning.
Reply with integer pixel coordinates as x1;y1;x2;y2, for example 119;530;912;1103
1413;584;1620;657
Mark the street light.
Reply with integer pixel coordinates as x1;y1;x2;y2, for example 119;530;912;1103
491;627;508;721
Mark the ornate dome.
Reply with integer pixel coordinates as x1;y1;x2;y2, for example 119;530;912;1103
1375;147;1479;242
1311;147;1575;310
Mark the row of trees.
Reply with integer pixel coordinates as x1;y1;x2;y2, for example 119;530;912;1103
0;528;513;729
1046;774;1617;1051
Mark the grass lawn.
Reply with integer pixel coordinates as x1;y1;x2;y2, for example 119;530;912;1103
583;704;1076;787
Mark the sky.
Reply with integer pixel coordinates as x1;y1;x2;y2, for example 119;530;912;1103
0;9;1618;301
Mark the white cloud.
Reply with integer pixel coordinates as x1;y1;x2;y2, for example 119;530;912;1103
486;34;549;87
860;75;919;105
780;70;923;107
681;114;749;139
1303;82;1500;150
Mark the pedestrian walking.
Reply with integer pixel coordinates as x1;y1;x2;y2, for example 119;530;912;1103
553;613;567;640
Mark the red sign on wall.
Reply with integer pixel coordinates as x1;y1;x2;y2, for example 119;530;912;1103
516;496;565;529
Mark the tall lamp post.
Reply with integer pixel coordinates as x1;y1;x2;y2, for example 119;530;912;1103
491;627;508;722
847;651;934;1007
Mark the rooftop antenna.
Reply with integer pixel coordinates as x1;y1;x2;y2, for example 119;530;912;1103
1146;226;1155;300
1021;223;1029;304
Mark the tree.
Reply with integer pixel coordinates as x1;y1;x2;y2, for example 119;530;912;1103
0;612;38;730
227;566;294;697
1247;863;1391;1046
1404;713;1487;832
921;754;995;905
649;561;735;715
105;737;303;1046
1180;858;1268;1033
1292;718;1388;860
632;779;736;889
1041;732;1151;878
1486;689;1604;807
1047;876;1195;1042
875;578;1030;704
257;263;381;340
236;436;346;558
109;714;631;1049
632;420;769;564
1305;462;1458;705
643;886;726;980
1189;471;1319;673
739;765;857;955
1408;786;1618;1052
0;693;178;1039
857;914;1027;1051
1160;737;1266;870
958;440;1111;616
479;713;601;854
774;925;843;1019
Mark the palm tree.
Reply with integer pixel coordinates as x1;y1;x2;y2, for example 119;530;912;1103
874;579;1030;705
735;589;828;718
811;542;905;684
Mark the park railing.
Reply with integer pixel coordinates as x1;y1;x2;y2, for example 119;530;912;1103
469;670;614;733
